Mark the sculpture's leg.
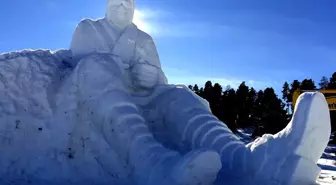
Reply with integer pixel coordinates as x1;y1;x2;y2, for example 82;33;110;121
246;91;331;185
74;55;222;185
148;85;330;184
148;86;250;178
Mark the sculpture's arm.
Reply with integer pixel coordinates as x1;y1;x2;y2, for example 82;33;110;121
134;31;162;68
131;31;168;89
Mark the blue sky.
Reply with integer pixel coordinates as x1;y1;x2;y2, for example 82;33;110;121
0;0;335;93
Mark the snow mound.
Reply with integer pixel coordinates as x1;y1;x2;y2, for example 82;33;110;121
0;50;132;185
0;49;59;117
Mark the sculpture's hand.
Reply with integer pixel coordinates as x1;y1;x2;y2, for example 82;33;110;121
131;30;168;90
131;62;162;89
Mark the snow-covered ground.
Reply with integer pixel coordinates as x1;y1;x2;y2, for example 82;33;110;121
236;129;336;185
318;145;336;184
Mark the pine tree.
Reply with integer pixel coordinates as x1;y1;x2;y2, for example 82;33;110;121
236;81;250;128
213;83;222;101
282;82;290;100
192;84;200;94
328;72;336;89
300;79;316;90
319;76;329;89
282;82;290;113
221;87;238;132
199;87;204;98
253;88;288;137
212;83;223;116
203;81;213;102
253;90;264;122
188;85;193;90
288;80;301;112
247;87;257;125
290;80;301;98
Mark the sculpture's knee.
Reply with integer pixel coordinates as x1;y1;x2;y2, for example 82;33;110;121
150;85;213;135
92;90;134;119
161;85;211;113
76;54;101;71
150;85;214;148
75;54;127;100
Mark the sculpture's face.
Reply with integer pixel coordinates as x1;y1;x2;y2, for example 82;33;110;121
106;0;135;29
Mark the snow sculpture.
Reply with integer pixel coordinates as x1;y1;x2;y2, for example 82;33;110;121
0;0;331;184
69;0;222;185
69;0;331;183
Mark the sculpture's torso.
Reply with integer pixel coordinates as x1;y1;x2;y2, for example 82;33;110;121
70;18;162;70
71;18;133;65
70;18;167;92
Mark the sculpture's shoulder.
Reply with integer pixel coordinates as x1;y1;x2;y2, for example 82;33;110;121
75;18;104;32
136;28;155;44
71;18;109;56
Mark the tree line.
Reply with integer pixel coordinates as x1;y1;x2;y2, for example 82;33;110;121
188;72;336;139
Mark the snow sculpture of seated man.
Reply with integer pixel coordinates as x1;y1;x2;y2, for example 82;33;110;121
69;0;332;184
69;0;222;185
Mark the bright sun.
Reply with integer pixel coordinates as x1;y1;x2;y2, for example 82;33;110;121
133;9;151;33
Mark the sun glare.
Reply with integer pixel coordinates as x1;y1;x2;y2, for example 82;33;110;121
133;9;152;34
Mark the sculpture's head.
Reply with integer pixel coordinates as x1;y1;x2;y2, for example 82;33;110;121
106;0;135;29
